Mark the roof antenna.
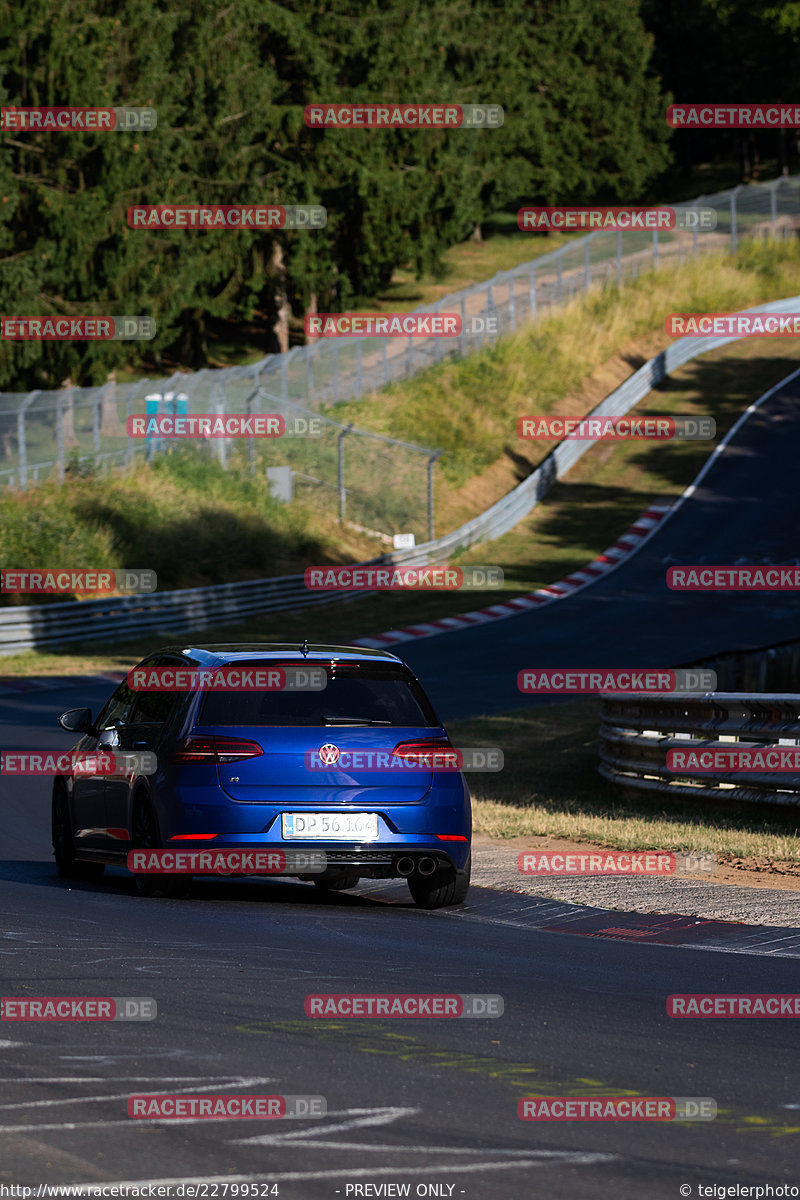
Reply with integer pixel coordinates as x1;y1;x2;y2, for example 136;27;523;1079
300;638;310;658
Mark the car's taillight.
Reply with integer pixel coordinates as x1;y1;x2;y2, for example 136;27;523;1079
391;737;459;769
172;736;217;764
172;735;263;765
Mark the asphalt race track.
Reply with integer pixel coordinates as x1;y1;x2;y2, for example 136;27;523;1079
398;370;800;719
2;373;800;1196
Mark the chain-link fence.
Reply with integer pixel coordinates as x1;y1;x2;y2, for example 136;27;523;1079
223;393;441;540
2;174;799;532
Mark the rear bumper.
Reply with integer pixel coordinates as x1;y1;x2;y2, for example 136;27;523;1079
151;836;470;876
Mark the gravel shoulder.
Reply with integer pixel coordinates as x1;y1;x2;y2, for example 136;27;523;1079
473;834;800;928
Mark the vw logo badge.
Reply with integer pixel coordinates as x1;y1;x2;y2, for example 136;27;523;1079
318;743;341;765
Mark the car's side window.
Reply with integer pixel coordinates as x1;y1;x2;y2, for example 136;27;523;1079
95;680;137;732
128;657;185;733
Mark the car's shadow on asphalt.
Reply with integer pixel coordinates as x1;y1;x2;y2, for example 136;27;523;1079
0;858;416;908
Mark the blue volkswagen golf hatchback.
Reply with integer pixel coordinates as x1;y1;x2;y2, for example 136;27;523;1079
53;644;472;908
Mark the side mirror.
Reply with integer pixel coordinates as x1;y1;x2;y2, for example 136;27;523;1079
58;707;93;733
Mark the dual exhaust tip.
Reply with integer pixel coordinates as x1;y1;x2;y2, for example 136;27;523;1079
395;855;437;877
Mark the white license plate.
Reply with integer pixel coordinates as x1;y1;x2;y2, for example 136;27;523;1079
281;812;379;840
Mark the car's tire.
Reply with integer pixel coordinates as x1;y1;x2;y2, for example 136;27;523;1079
313;869;361;892
407;855;470;909
52;784;105;881
130;794;191;899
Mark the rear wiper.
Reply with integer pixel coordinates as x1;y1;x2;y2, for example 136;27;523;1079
321;714;392;726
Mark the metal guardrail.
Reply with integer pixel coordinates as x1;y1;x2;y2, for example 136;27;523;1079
0;576;365;656
4;292;800;655
599;693;800;807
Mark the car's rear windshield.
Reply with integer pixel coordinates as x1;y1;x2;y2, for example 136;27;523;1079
196;661;438;727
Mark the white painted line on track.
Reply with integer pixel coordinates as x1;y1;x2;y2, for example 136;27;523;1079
233;1106;416;1145
0;1076;235;1083
0;1076;275;1113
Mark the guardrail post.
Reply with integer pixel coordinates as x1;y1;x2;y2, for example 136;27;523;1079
216;387;227;469
17;405;27;490
427;451;441;542
93;393;101;465
16;391;39;490
56;393;65;483
338;425;352;520
125;391;135;468
246;387;255;476
693;193;704;256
